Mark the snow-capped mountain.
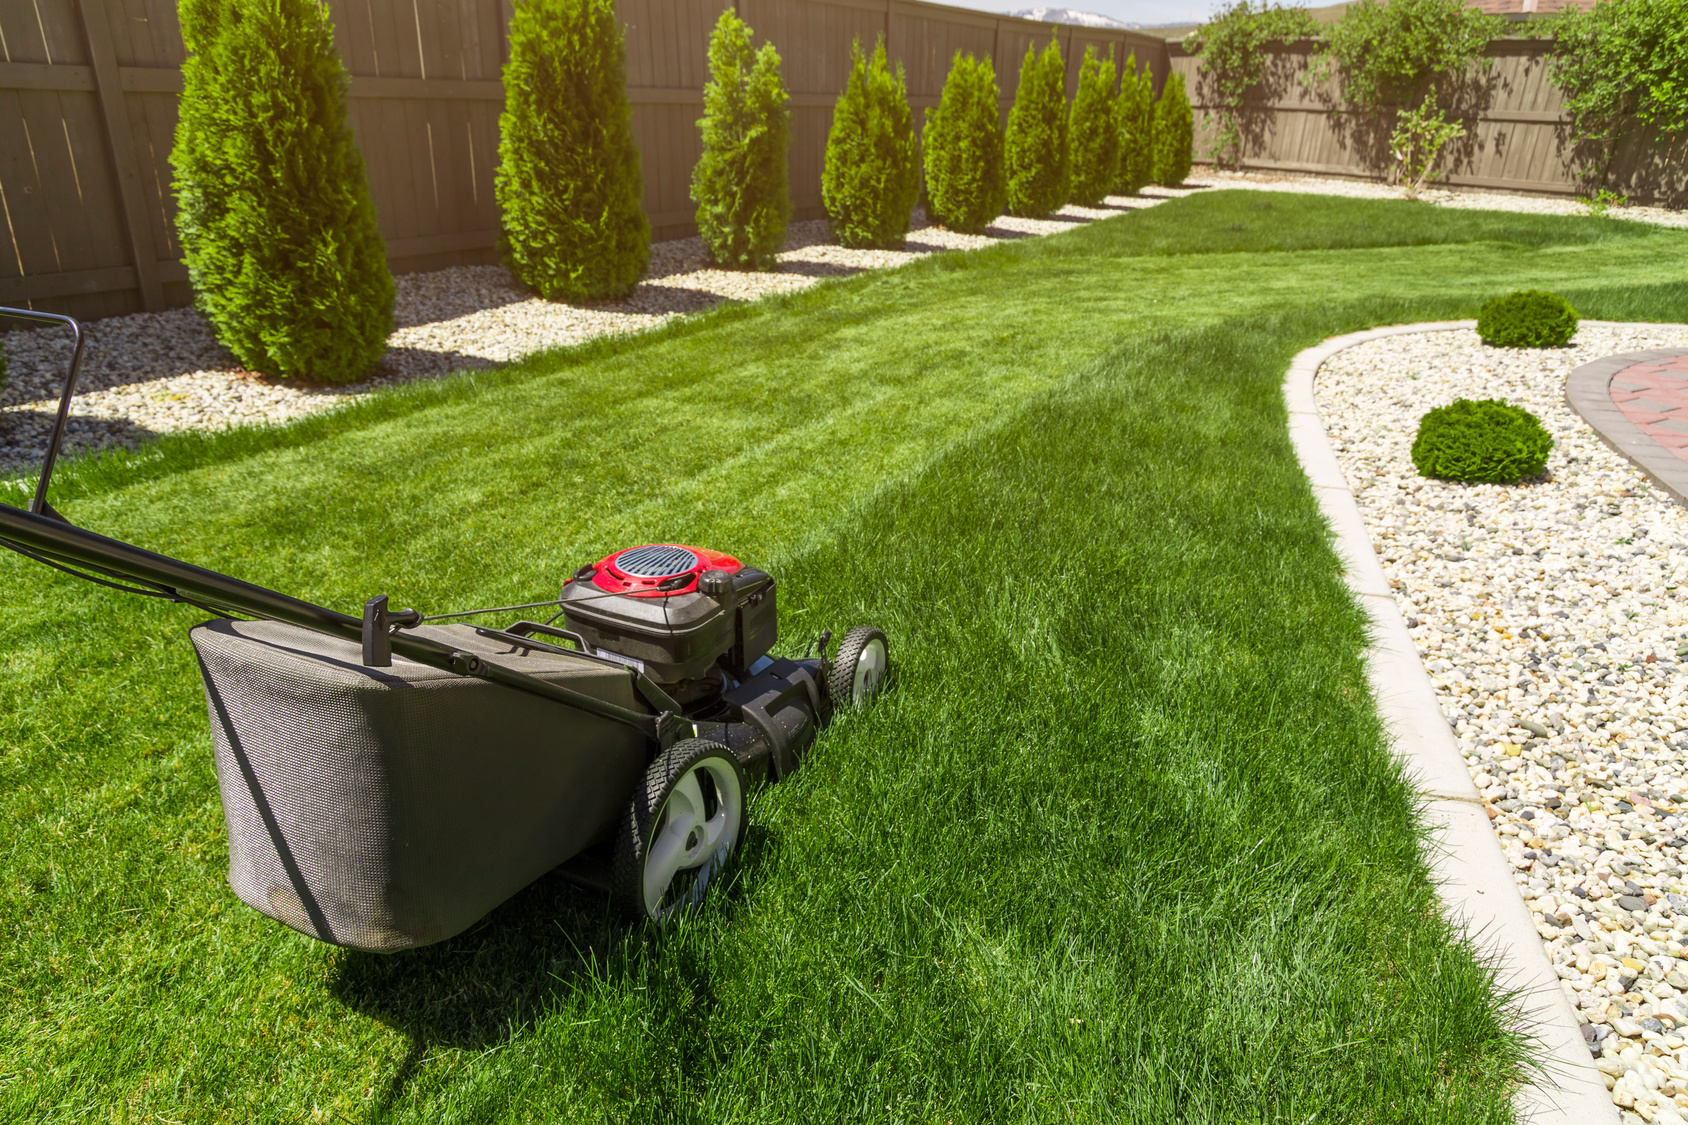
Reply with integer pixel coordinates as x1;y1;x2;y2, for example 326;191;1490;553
1004;7;1139;28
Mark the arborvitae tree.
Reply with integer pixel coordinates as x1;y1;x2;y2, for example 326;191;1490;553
497;0;648;300
1067;46;1118;206
922;51;1007;233
691;11;791;270
1004;36;1069;217
822;38;920;249
1153;71;1194;186
172;0;392;381
1115;54;1155;194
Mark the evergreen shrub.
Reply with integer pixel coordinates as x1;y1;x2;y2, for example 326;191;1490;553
822;39;920;249
498;0;648;300
1411;399;1553;484
1068;47;1118;207
1477;290;1579;348
692;11;791;270
923;51;1007;233
1004;37;1069;217
172;0;392;382
1153;72;1194;186
1115;55;1155;194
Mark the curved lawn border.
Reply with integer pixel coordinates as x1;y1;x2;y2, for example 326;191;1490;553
1285;321;1620;1125
1566;348;1688;508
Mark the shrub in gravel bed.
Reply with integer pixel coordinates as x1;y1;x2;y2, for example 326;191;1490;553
1477;289;1580;348
822;39;920;250
922;51;1007;233
1411;398;1554;484
692;11;791;271
1005;36;1070;217
1068;46;1119;207
1116;53;1156;194
497;0;649;300
172;0;393;382
1153;72;1194;186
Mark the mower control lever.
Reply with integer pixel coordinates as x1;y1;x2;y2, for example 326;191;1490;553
361;595;420;667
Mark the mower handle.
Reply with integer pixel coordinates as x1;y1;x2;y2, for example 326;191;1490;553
0;500;677;745
0;306;86;519
0;309;683;747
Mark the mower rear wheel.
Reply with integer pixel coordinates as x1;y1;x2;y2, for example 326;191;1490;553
827;625;889;710
611;739;747;923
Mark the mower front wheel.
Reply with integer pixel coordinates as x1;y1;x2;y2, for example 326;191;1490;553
827;625;889;710
612;739;748;923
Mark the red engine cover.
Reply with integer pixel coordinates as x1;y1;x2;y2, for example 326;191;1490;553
589;544;742;598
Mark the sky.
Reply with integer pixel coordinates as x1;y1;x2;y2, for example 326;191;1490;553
941;0;1229;27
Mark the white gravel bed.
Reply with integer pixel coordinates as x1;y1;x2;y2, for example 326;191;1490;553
1317;324;1688;1124
1206;168;1688;229
0;196;1185;478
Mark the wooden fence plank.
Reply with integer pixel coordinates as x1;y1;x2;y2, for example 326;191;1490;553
0;61;95;89
76;0;163;309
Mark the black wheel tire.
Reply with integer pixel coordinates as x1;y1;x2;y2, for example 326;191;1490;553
825;625;889;710
611;739;748;922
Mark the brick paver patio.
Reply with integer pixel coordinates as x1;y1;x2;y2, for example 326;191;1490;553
1609;355;1688;461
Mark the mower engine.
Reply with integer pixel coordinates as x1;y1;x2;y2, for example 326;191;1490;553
558;544;816;781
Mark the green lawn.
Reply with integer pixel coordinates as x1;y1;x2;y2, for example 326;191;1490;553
4;192;1685;1122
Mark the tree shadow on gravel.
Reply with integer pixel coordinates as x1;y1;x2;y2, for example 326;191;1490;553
0;408;161;478
902;237;981;254
776;260;872;280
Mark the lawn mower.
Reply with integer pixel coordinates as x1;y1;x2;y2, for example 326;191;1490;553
0;307;890;950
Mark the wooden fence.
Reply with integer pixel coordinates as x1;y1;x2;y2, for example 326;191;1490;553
1168;38;1675;203
0;0;1170;318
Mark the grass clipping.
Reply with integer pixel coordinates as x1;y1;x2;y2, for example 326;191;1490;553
1412;398;1553;484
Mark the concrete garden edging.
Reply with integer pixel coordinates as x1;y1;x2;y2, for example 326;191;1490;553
1284;322;1619;1125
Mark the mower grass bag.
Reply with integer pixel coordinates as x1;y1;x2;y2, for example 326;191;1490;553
191;619;646;952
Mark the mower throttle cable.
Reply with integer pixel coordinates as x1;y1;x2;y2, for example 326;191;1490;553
419;598;565;623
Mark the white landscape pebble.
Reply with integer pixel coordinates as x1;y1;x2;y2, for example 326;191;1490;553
1317;325;1688;1124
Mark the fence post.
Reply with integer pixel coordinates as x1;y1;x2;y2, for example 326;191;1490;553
76;0;167;312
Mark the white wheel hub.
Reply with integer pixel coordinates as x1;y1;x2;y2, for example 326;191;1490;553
852;637;887;705
642;757;743;919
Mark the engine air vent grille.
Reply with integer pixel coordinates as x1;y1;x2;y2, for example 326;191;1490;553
614;545;700;578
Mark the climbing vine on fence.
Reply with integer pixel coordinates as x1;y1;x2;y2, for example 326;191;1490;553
1551;0;1688;186
1310;0;1500;114
1185;1;1318;168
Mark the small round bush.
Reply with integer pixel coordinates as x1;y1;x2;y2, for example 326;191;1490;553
1411;398;1554;484
1476;289;1579;348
